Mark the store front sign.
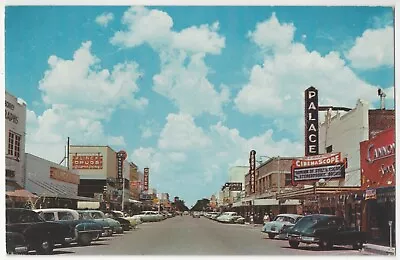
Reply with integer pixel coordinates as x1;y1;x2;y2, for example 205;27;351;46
360;128;395;190
5;100;19;124
116;150;127;183
72;154;103;169
224;182;243;191
50;167;80;185
304;86;319;156
249;150;256;193
143;168;149;191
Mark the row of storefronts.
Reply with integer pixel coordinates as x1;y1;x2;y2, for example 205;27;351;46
213;95;395;247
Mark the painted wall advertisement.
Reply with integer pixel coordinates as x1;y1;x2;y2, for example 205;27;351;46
49;167;80;185
304;86;319;156
143;167;149;191
291;152;346;185
249;150;256;193
360;127;395;190
72;154;103;169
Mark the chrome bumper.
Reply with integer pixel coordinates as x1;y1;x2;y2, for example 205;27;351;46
64;237;74;243
14;246;28;254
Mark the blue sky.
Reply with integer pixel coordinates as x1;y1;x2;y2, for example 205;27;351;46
5;6;394;207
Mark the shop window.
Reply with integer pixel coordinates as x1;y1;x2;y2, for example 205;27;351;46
7;131;21;161
285;174;292;186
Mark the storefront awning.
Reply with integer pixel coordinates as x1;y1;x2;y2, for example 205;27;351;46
276;186;362;200
6;189;38;200
129;199;143;204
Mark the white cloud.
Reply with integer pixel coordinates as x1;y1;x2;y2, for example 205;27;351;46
158;113;211;151
25;42;144;163
111;6;228;117
346;26;394;69
95;12;114;27
235;14;386;123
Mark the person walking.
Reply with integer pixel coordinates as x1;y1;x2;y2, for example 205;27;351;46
263;213;270;224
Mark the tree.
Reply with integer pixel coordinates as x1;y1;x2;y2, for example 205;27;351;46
191;198;210;211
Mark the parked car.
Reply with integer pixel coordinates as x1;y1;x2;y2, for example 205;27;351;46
192;212;201;218
287;214;368;250
110;210;142;228
6;232;28;254
76;211;112;238
134;211;164;222
34;208;103;246
234;216;246;224
277;225;294;240
262;214;303;239
6;208;73;254
103;211;132;231
77;210;123;235
216;212;239;223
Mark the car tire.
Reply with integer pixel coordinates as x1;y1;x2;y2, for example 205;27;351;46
289;240;299;248
77;233;92;246
268;233;276;239
319;239;333;250
353;241;363;250
6;245;15;254
92;233;100;241
35;238;54;255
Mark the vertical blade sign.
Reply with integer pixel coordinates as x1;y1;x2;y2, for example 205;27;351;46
304;86;319;156
144;168;149;191
116;151;127;184
249;150;256;193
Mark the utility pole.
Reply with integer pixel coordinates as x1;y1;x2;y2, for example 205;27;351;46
121;178;125;212
277;156;281;214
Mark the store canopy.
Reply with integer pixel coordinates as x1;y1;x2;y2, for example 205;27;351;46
276;186;362;200
6;189;38;199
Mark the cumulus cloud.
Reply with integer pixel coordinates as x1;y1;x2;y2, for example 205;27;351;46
234;13;392;134
95;12;114;27
111;6;229;117
346;26;394;69
25;41;144;163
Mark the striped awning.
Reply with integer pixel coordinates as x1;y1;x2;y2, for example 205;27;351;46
276;186;362;200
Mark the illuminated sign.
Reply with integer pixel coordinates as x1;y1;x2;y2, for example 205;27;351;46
304;86;319;156
72;154;103;169
249;150;256;193
294;153;341;168
224;182;243;191
116;150;127;183
50;167;80;185
143;168;149;191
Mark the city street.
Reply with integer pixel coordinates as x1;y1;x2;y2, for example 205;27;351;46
45;216;375;255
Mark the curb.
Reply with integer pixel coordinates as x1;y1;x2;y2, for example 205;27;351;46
363;244;395;256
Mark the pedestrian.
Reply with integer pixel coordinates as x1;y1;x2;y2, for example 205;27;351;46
269;211;274;221
263;213;270;224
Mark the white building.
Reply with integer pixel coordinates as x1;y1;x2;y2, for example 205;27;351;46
5;91;27;191
25;153;80;199
228;166;248;184
318;99;369;187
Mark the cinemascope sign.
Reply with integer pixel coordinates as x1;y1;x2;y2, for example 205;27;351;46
143;167;149;191
304;86;319;156
249;150;256;193
292;152;345;184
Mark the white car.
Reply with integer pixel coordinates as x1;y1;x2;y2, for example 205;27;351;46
216;212;239;223
111;210;142;228
262;214;303;239
133;211;164;222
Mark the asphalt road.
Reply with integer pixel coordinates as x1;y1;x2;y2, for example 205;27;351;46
45;216;376;255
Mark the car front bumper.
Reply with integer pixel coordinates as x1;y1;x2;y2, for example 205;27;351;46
288;235;319;244
14;246;28;254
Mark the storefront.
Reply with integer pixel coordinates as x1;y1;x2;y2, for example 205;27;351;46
360;128;395;246
5;91;27;191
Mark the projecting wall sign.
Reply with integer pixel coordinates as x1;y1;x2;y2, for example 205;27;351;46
116;151;127;183
249;150;256;193
143;167;149;191
304;86;319;156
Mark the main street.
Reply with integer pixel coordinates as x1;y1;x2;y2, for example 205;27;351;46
46;216;375;255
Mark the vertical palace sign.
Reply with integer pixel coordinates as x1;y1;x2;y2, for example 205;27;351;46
143;167;149;191
116;150;127;183
249;150;256;193
304;86;319;156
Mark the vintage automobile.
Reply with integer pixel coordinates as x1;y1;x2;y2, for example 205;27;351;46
134;211;164;222
6;232;28;254
262;214;303;239
192;212;201;218
277;225;294;240
216;212;240;223
6;208;73;254
77;210;122;235
103;210;132;231
34;208;104;246
287;214;368;250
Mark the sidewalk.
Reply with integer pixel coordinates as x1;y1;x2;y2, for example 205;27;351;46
362;243;396;256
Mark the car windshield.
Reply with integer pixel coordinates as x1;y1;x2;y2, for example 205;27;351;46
293;215;325;230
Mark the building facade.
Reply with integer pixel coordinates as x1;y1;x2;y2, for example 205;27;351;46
24;153;83;209
5;91;27;191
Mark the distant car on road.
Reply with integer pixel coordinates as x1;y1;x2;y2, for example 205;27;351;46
192;212;200;218
287;214;367;250
261;214;303;239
